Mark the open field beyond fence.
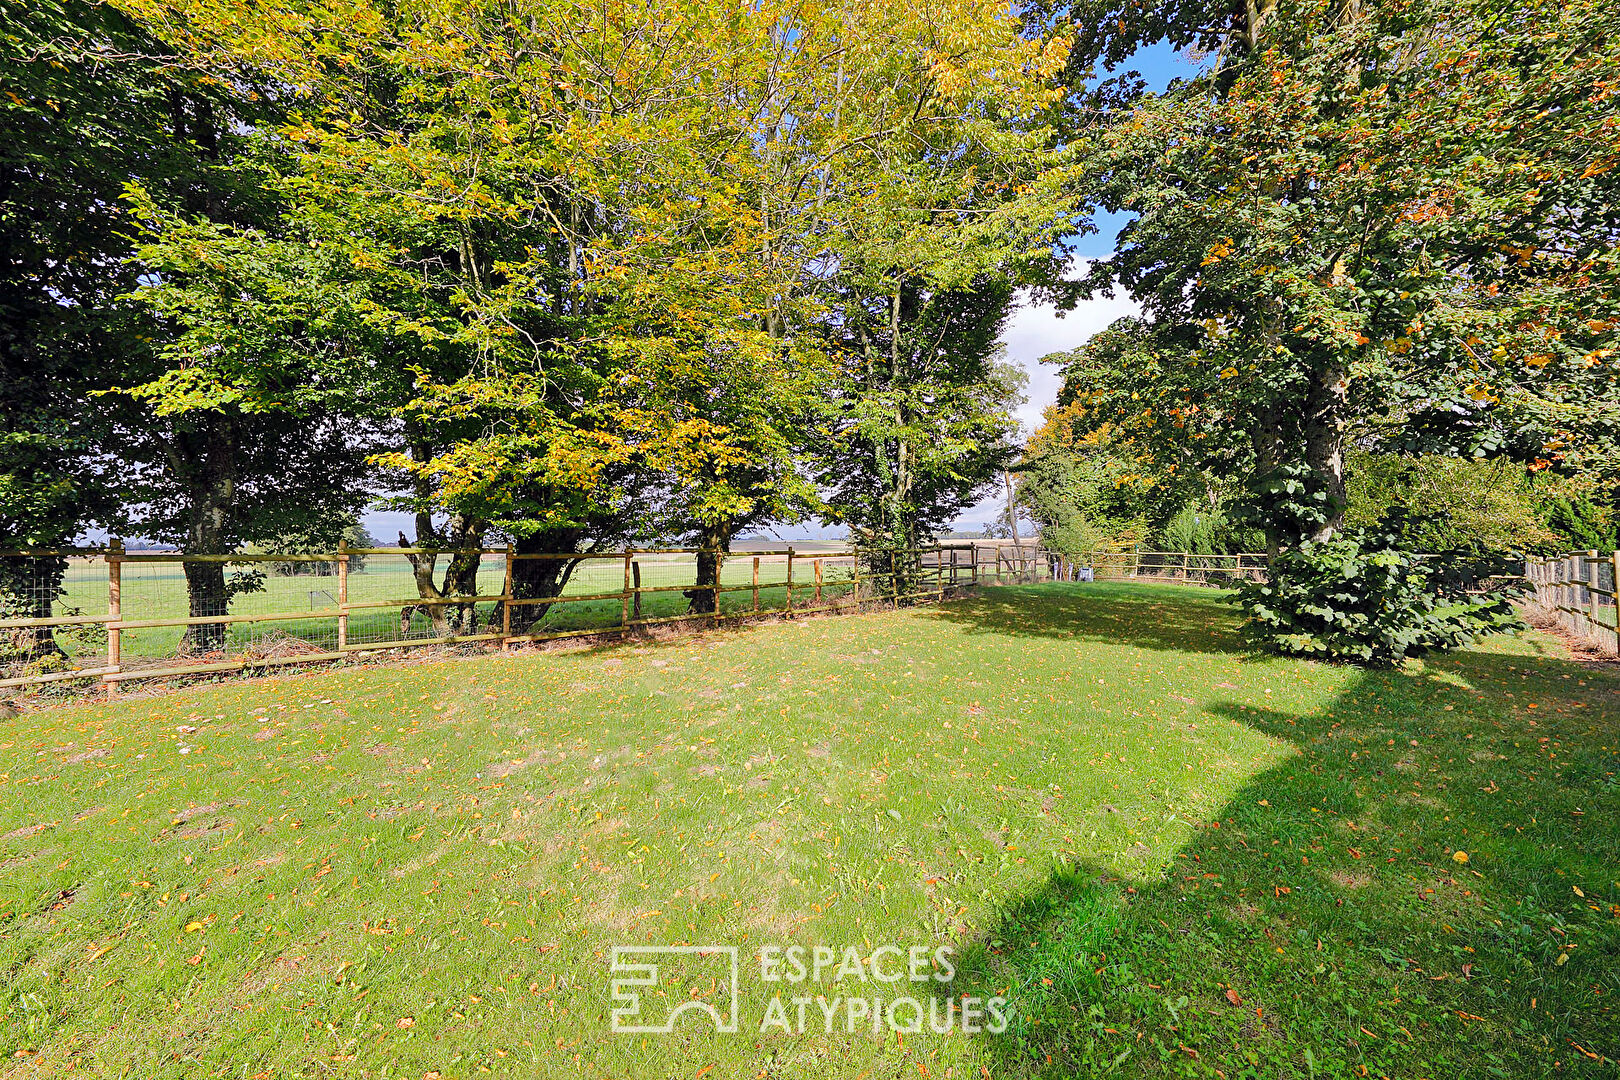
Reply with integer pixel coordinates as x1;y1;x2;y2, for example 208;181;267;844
1;544;1055;692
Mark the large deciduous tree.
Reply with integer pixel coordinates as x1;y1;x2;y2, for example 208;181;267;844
1;0;305;659
1045;0;1620;553
113;0;1080;617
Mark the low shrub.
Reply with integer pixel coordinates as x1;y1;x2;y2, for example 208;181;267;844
1235;519;1526;665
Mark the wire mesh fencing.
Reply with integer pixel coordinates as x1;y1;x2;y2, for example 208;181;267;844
1526;551;1620;655
0;543;990;694
0;553;113;688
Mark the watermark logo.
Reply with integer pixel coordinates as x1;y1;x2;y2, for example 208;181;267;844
609;946;740;1034
608;944;1006;1036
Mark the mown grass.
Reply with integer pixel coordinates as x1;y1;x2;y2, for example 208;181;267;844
1;582;1614;1078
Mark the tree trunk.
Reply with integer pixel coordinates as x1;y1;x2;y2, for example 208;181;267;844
440;516;484;635
171;415;237;655
0;555;67;662
1004;470;1023;575
181;560;230;655
508;527;586;633
686;521;734;615
1302;362;1349;542
398;510;485;637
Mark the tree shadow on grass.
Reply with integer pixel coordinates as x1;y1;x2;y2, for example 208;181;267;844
946;647;1620;1078
930;582;1254;657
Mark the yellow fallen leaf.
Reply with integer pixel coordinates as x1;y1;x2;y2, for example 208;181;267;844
1452;851;1469;864
184;921;204;933
1555;952;1569;966
1573;886;1585;898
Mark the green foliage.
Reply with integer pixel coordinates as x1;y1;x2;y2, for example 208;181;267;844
1235;517;1526;665
1043;0;1620;548
1345;452;1560;555
105;0;1074;568
0;0;225;550
1016;388;1200;556
1016;443;1149;555
1541;494;1620;555
1157;502;1263;556
816;326;1029;553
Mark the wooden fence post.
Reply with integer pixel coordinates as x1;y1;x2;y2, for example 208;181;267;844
1612;551;1620;654
852;554;861;606
1567;553;1580;634
632;561;643;621
814;558;823;606
751;557;760;612
713;552;723;625
104;538;123;697
1586;550;1600;640
890;549;900;610
337;538;350;651
785;547;795;615
500;543;513;648
621;550;633;629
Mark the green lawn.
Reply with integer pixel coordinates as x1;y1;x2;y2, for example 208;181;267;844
1;582;1615;1078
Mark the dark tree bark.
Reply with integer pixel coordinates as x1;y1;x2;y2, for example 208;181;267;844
508;526;587;633
686;521;735;615
169;415;236;655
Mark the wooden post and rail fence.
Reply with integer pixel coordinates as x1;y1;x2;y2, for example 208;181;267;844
1525;550;1620;656
13;541;1602;692
1;542;1056;693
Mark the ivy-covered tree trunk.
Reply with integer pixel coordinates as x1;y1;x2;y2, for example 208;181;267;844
0;556;66;662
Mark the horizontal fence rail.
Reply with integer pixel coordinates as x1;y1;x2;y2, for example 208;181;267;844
1061;549;1270;586
2;541;1026;693
0;541;1296;694
1526;550;1620;656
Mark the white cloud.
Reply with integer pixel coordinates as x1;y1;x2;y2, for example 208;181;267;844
955;283;1141;529
1002;284;1142;438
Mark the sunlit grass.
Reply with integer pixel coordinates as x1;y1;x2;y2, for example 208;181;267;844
1;583;1613;1078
